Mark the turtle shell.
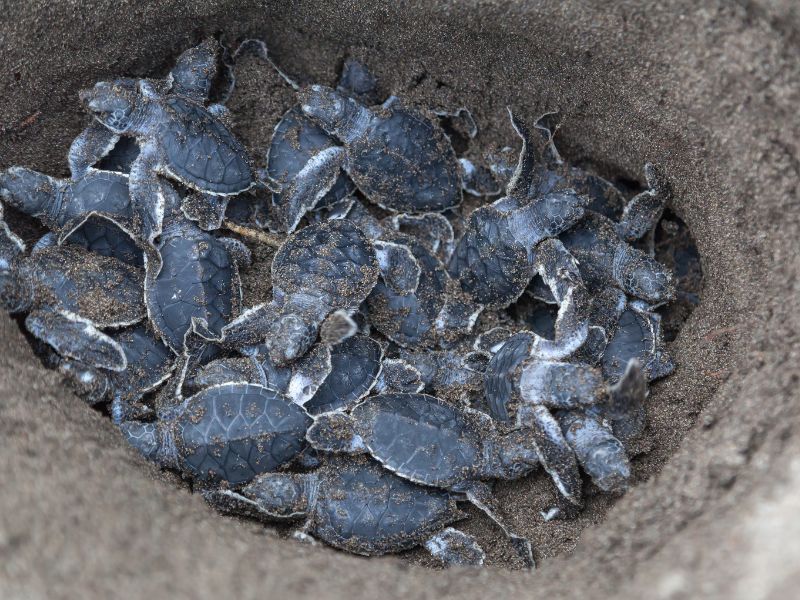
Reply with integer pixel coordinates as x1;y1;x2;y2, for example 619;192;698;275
558;213;620;291
65;170;134;221
366;233;448;348
347;105;461;213
303;336;382;415
161;97;253;194
29;245;144;327
484;332;534;423
313;456;459;556
602;306;673;383
147;221;238;352
448;205;530;309
65;216;141;267
272;219;378;308
352;393;484;488
173;383;312;485
268;107;354;211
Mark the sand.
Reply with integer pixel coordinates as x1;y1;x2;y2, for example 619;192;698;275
1;0;800;598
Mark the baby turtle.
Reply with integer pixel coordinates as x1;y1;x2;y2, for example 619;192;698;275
265;60;379;232
205;455;485;565
298;85;462;214
221;220;379;365
0;166;141;266
75;41;253;241
0;213;144;370
145;215;249;353
448;112;587;309
307;393;536;566
120;382;312;486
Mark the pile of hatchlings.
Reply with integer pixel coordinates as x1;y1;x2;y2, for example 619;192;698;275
0;40;701;568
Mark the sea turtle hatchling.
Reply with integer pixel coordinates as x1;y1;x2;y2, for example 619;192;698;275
0;209;144;371
145;213;249;354
0;165;141;266
119;381;312;486
297;84;462;214
221;219;379;365
306;392;537;566
205;455;485;565
448;111;587;310
74;40;254;242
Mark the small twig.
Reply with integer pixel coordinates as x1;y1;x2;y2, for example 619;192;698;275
223;220;285;248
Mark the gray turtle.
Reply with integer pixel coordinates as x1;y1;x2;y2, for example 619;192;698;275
205;455;485;565
74;40;253;241
297;85;462;214
145;215;249;353
448;112;587;310
120;381;312;486
265;60;380;232
0;166;141;266
306;393;536;566
221;219;379;365
0;211;144;370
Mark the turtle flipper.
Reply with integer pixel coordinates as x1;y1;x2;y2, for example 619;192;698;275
275;146;347;233
0;203;25;269
374;358;424;394
616;164;670;242
306;412;366;454
0;167;62;227
169;39;218;103
373;240;421;295
606;358;648;441
68;122;120;180
424;528;486;567
518;404;583;507
26;310;127;371
612;242;675;305
128;144;167;243
458;480;534;569
181;192;230;231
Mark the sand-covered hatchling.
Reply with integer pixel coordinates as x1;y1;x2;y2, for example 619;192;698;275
0;38;703;569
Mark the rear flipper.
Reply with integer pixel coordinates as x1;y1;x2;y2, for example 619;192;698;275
26;310;127;371
306;412;367;454
518;360;604;409
559;410;631;494
56;358;110;405
169;38;218;103
616;163;670;242
374;358;424;394
425;527;486;568
181;192;230;231
458;480;534;569
605;358;648;442
68;122;120;179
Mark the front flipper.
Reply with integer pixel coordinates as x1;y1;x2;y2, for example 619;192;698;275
181;192;230;231
56;358;110;405
518;404;583;507
425;528;486;567
373;240;421;295
68;122;120;180
26;310;127;371
605;358;648;442
169;39;218;103
306;412;367;454
274;146;347;233
616;163;670;242
457;480;534;569
128;143;167;243
287;344;333;406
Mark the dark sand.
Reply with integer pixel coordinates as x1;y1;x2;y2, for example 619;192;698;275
2;0;800;598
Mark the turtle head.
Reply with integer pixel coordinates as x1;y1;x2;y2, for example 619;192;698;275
80;79;141;133
267;312;316;365
299;84;368;142
242;472;314;519
0;167;60;219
